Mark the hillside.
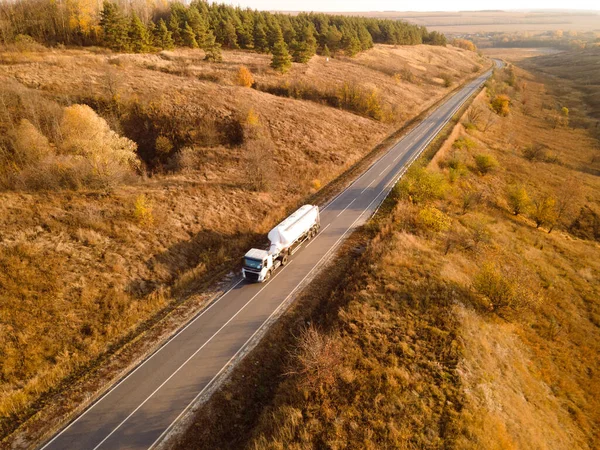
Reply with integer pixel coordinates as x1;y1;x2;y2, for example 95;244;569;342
520;47;600;121
171;64;600;449
0;43;486;443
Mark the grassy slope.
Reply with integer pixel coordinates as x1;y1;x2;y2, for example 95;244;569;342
0;44;484;439
520;47;600;121
173;64;600;449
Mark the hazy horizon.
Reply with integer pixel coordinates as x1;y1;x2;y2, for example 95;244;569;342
222;1;600;13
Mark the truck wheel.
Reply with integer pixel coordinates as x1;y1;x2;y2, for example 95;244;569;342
264;270;271;281
281;254;289;266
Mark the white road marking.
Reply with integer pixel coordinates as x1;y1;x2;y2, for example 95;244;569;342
91;262;293;450
39;277;244;450
336;198;357;217
306;223;331;248
360;178;376;194
379;164;391;177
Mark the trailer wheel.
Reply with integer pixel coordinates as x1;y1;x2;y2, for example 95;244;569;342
281;254;289;266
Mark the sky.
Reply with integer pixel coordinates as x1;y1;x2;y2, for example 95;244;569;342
222;0;600;12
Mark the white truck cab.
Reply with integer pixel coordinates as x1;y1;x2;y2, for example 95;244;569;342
242;248;275;283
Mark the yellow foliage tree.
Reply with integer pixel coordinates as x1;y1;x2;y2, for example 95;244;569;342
490;95;510;116
506;185;530;215
12;119;53;166
452;38;477;52
134;194;154;227
60;104;139;177
236;66;254;88
418;206;451;232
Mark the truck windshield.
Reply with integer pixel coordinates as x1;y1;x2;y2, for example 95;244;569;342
244;258;263;270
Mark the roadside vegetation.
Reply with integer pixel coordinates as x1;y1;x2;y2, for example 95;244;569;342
172;63;600;449
0;19;486;444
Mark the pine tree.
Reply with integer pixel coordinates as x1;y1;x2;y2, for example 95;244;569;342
292;24;317;63
322;44;331;58
343;36;361;57
253;21;268;53
266;19;282;52
99;1;128;51
155;19;174;50
187;6;208;48
203;30;222;62
270;29;292;73
128;13;151;53
325;26;342;56
238;12;254;49
168;11;183;46
222;18;239;49
183;22;198;48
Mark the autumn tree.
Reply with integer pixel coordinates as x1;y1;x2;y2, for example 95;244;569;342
235;66;254;87
506;184;530;215
60;104;139;180
530;195;557;229
491;94;510;116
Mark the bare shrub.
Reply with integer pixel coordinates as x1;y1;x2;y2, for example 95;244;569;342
466;105;484;129
245;137;275;192
460;185;483;214
440;72;453;87
286;325;342;391
11;118;53;165
473;262;540;313
168;147;204;173
394;68;416;84
522;143;548;162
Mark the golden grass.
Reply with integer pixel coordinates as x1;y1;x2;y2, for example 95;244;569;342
0;44;484;440
176;62;600;449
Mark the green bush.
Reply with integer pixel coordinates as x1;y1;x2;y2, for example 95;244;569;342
473;154;498;175
397;165;448;204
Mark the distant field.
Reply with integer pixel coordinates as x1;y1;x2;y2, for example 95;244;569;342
481;47;564;61
521;47;600;120
322;10;600;34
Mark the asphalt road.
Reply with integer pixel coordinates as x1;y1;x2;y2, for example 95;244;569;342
41;63;498;450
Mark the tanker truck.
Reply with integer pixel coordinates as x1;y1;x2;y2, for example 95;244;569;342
242;205;320;283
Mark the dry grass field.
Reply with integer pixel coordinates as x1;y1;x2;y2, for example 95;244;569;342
340;10;600;34
172;63;600;449
0;43;486;440
520;47;600;120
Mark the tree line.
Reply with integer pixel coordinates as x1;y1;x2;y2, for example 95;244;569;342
0;0;446;69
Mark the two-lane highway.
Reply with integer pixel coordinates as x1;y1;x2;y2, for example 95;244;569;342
41;64;497;450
